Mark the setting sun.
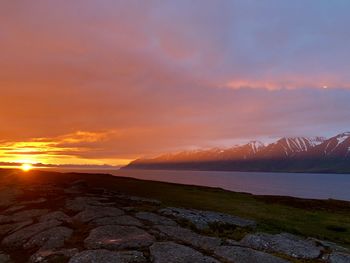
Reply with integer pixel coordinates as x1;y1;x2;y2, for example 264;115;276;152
21;163;33;172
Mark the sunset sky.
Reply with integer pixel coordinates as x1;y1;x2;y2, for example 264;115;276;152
1;1;350;166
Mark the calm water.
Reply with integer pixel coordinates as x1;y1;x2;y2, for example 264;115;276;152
47;168;350;201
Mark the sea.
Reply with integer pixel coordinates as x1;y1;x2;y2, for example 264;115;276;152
46;168;350;201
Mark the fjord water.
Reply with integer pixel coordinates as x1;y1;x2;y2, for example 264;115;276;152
51;168;350;201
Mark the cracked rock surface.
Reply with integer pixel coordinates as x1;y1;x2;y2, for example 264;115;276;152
0;176;348;263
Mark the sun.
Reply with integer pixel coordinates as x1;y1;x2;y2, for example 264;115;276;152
21;163;33;172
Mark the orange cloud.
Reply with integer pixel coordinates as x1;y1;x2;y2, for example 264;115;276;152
0;131;131;166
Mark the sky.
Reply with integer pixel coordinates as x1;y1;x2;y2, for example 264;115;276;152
1;0;350;166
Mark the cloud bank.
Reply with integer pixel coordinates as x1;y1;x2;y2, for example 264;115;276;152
0;1;350;164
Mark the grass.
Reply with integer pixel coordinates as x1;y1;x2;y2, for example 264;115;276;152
1;168;350;248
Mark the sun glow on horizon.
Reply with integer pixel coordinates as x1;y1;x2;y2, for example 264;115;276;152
21;163;33;172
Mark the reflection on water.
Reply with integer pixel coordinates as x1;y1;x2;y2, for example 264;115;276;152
39;168;350;201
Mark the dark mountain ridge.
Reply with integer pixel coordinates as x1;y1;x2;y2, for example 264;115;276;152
124;132;350;173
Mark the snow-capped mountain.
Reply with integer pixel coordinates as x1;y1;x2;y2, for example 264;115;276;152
125;132;350;173
309;132;350;158
257;137;326;158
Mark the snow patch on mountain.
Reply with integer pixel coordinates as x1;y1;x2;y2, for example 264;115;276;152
248;141;265;154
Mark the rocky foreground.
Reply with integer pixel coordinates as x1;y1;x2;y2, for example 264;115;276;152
0;177;349;263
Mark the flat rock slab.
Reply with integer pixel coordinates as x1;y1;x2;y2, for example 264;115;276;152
116;194;161;205
19;198;47;205
29;248;79;263
0;187;22;207
1;219;61;248
135;212;177;226
73;207;124;223
159;207;256;230
39;211;72;224
0;209;49;224
241;233;322;259
66;197;113;212
3;205;26;214
69;249;146;263
150;241;219;263
84;225;154;250
0;220;33;236
64;180;89;194
155;225;222;251
24;226;73;250
90;215;143;227
0;252;11;263
214;245;291;263
325;252;350;263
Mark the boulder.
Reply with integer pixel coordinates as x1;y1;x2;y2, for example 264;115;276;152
69;249;146;263
214;245;290;263
155;225;221;251
84;225;154;250
135;212;177;226
24;226;73;250
73;206;124;223
241;233;322;259
159;207;256;230
150;241;219;263
1;219;61;248
90;215;143;227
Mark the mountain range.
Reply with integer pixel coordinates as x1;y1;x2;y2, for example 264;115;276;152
124;132;350;173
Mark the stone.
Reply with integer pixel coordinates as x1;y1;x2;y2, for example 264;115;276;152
69;249;147;263
1;219;61;248
0;220;33;236
84;225;154;250
29;248;79;263
66;197;113;212
11;209;49;222
309;238;350;253
0;187;22;207
0;209;49;224
116;194;161;205
159;207;256;230
150;241;219;263
3;205;25;214
0;253;11;263
73;206;124;223
64;180;88;194
39;211;72;224
241;233;322;259
19;198;47;205
324;252;350;263
70;180;88;188
24;226;73;250
122;207;136;212
90;215;143;227
214;245;291;263
155;225;221;251
135;212;177;226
